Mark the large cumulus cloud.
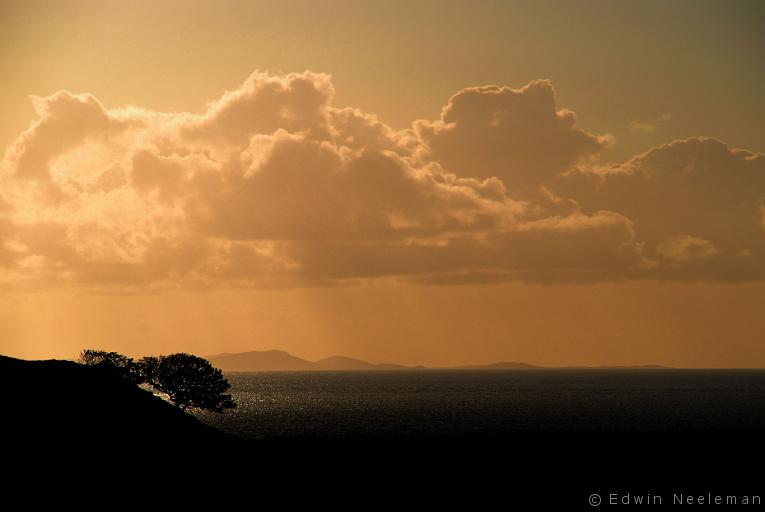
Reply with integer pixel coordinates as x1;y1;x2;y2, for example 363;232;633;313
414;80;613;194
564;137;765;280
0;70;761;291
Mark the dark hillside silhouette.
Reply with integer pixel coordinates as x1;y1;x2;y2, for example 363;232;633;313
79;349;235;413
0;355;235;448
78;349;144;383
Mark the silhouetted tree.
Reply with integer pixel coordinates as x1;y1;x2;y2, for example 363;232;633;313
138;356;160;384
78;349;144;385
146;353;236;413
79;349;235;413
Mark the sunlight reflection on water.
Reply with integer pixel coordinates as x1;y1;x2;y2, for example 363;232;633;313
193;370;765;439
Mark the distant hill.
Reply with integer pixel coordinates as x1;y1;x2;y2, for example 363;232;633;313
0;355;236;449
316;356;410;371
205;349;670;372
207;350;321;371
208;350;413;372
454;361;542;370
454;362;671;370
562;364;671;370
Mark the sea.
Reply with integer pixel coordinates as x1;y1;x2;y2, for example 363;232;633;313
192;369;765;439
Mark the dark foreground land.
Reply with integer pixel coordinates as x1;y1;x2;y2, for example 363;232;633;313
0;355;236;447
3;355;763;508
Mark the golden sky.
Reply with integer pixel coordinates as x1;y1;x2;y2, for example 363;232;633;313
1;0;764;366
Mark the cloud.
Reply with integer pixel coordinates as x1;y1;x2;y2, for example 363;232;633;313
564;137;765;280
629;120;656;133
414;80;613;195
182;71;336;146
0;72;762;291
656;235;719;263
629;113;673;133
2;91;132;205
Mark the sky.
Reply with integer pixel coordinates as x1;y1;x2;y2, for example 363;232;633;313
1;0;764;366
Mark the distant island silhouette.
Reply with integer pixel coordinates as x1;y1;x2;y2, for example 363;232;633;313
207;349;670;372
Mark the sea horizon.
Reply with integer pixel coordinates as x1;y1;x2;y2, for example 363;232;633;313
193;369;765;440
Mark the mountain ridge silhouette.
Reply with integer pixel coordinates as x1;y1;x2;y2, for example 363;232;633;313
207;349;670;372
